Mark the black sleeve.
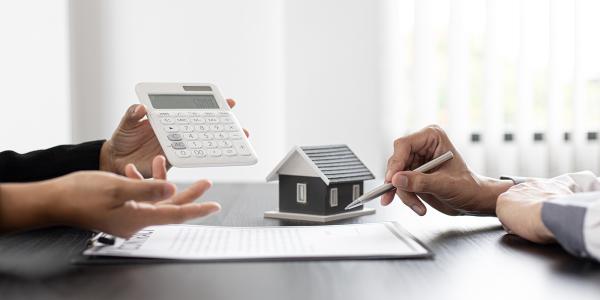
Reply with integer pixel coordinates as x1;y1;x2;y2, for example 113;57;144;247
0;140;106;183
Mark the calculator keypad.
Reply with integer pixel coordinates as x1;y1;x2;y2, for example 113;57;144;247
155;112;252;161
164;125;178;132
167;133;182;141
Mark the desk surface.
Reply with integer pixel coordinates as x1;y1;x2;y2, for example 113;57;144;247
0;183;598;300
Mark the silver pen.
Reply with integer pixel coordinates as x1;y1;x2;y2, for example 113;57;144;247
345;150;454;210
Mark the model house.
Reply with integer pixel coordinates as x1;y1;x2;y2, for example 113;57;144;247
265;145;375;222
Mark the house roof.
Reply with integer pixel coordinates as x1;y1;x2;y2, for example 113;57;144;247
266;144;375;185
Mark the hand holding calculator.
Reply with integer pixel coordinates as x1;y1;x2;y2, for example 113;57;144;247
135;83;258;167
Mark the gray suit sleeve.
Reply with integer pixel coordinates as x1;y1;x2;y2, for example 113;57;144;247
542;192;600;261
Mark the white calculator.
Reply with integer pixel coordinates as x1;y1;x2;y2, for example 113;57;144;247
135;82;258;167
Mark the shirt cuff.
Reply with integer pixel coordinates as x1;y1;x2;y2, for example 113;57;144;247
541;192;600;260
541;200;588;258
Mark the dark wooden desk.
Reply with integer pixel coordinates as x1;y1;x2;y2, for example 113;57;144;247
0;183;598;300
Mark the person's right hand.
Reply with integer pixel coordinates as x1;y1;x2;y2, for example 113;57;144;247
382;125;513;216
48;167;220;238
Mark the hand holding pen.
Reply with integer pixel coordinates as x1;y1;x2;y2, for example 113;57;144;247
346;151;454;210
379;126;514;216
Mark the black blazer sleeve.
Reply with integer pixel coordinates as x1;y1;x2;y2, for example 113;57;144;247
0;140;105;183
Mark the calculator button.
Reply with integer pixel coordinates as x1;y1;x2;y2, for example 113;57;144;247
176;150;191;158
160;117;175;125
218;140;233;148
210;124;224;132
214;132;228;140
206;117;219;123
208;149;222;157
218;112;230;116
199;133;214;140
167;133;182;141
159;112;174;117
183;133;198;140
195;125;210;132
229;132;243;140
192;149;207;157
223;148;237;156
203;141;217;148
164;125;179;133
180;125;194;132
176;117;189;124
201;112;217;117
171;142;187;149
176;112;187;117
224;124;237;131
233;141;251;156
190;117;206;124
188;141;203;149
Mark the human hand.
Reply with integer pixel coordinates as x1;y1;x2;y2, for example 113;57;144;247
46;168;220;238
496;179;573;243
100;99;249;177
382;125;513;216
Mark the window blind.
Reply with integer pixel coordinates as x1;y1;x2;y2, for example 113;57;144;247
387;0;600;178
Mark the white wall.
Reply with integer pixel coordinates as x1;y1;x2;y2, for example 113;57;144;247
283;0;386;179
0;0;70;153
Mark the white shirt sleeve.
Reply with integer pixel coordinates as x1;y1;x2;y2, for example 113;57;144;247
540;171;600;260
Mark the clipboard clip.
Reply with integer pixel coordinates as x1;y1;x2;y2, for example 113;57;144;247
87;231;116;246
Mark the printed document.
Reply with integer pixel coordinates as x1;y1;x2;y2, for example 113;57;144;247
84;222;430;260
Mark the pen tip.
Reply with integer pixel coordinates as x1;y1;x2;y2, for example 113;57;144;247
345;203;357;210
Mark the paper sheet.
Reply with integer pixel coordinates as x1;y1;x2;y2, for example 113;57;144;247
84;222;430;260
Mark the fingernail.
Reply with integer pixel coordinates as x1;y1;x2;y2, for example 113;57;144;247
128;105;137;115
133;105;140;115
209;203;221;213
397;175;408;188
411;205;424;215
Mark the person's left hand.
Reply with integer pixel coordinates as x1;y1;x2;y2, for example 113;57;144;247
496;179;573;244
100;99;249;177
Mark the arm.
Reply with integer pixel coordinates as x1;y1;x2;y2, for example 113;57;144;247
497;172;600;260
0;156;220;238
0;180;54;231
0;140;105;182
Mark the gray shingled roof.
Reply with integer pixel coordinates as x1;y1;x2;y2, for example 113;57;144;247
299;145;374;184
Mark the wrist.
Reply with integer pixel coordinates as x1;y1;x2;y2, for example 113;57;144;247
39;178;67;225
99;140;116;173
0;181;59;232
533;202;556;243
478;176;514;215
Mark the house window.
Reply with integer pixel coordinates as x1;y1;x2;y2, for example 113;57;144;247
296;183;307;204
330;188;338;207
352;184;361;200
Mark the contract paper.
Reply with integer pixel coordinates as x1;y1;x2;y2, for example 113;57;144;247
83;222;431;260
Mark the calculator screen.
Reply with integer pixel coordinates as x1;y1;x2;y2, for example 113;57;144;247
149;94;220;109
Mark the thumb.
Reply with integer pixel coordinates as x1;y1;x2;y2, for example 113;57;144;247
119;104;147;129
114;178;176;203
391;171;437;193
